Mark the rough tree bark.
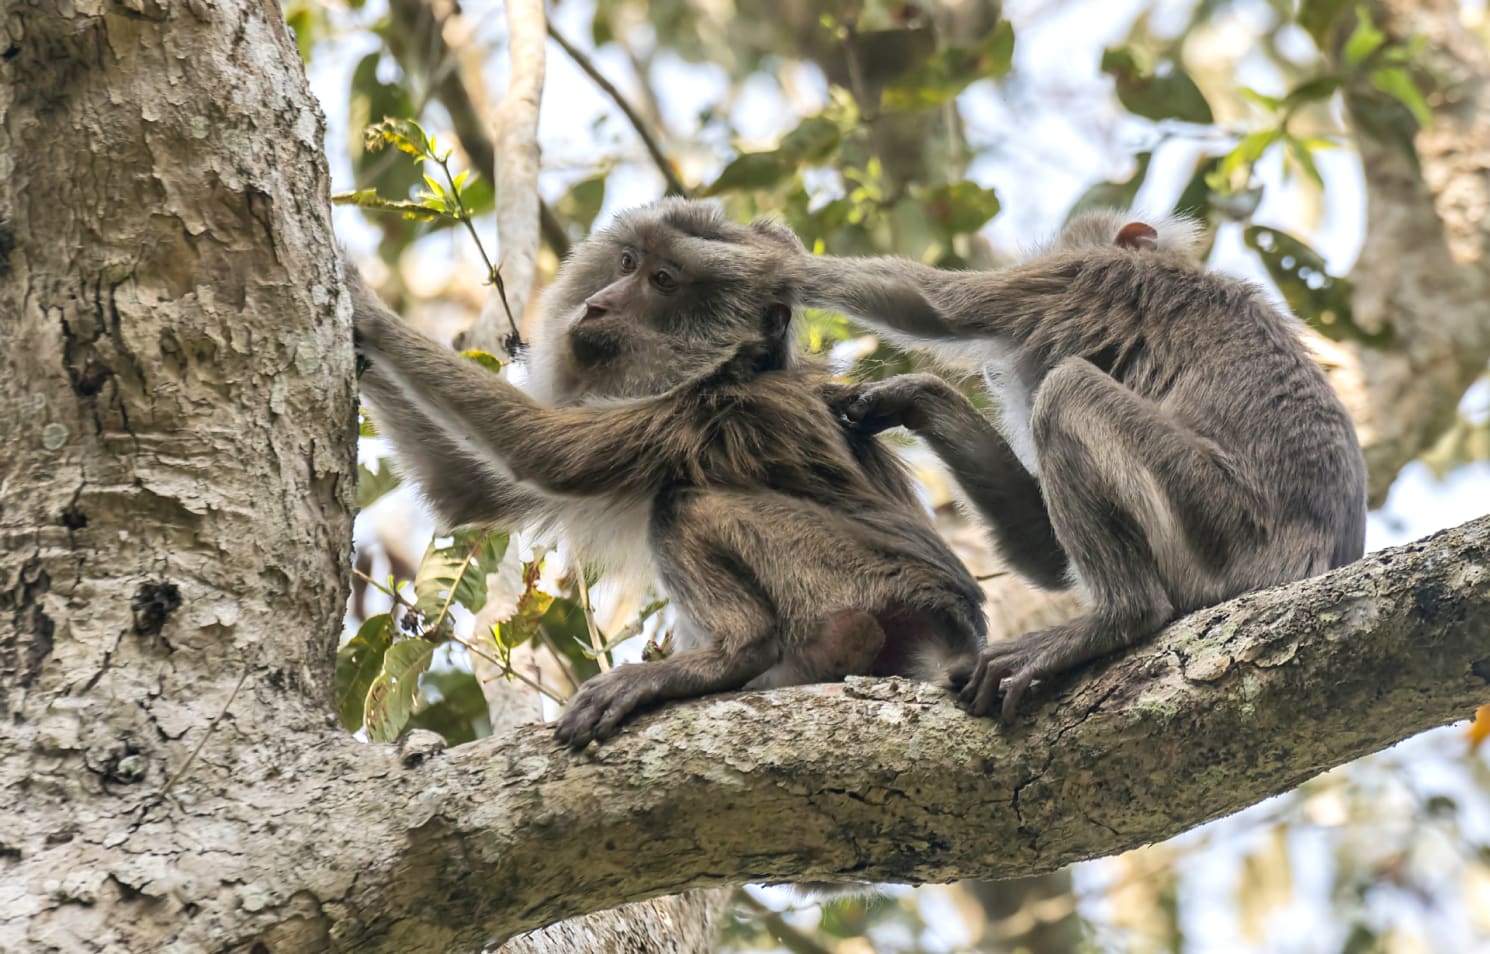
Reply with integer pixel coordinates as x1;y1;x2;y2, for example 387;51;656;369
2;3;1488;954
1334;0;1490;504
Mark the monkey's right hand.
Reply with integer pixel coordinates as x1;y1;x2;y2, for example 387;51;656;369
840;373;951;436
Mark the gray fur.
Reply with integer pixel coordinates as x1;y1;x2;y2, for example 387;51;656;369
793;209;1368;722
350;198;986;747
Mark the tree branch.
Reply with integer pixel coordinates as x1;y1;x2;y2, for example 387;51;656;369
299;513;1490;949
547;22;689;197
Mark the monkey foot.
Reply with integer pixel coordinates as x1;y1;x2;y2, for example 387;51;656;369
553;667;654;749
956;627;1086;725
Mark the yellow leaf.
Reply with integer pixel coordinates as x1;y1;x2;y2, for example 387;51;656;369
1468;704;1490;751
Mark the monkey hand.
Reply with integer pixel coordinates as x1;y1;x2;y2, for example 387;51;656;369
841;373;952;435
955;623;1095;724
553;664;659;749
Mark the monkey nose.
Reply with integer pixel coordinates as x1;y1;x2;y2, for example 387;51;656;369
581;303;608;322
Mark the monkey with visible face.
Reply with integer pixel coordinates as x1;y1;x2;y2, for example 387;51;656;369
799;209;1367;722
350;198;987;747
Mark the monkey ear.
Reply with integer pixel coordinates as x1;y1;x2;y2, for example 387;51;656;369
762;303;792;342
1116;221;1159;251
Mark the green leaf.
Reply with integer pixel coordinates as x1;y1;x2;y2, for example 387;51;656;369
778;116;841;164
1283;135;1325;188
1346;88;1422;175
414;529;511;629
358;407;379;438
1244;226;1389;346
492;561;555;650
701;150;794;197
1208;129;1281;193
1369;67;1432;128
919;181;1002;235
365;117;435;161
1297;0;1351;48
1101;47;1214;124
1342;7;1384;66
881;20;1014;112
331;189;447;222
364;638;437;743
1173;154;1221;222
334;614;395;732
556;173;608;233
1067;152;1153;222
356;460;402;509
1238;87;1282;113
538;597;604;682
1281;75;1344;111
407;667;490;745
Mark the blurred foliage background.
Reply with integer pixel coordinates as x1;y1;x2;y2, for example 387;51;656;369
293;0;1490;949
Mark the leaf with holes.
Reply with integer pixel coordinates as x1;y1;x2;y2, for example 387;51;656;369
334;614;395;732
364;638;437;743
331;189;447;222
413;529;511;631
492;561;555;651
1244;226;1389;346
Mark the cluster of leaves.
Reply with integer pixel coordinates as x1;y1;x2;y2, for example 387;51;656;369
337;518;671;745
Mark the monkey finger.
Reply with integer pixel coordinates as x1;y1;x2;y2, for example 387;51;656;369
845;397;903;435
592;695;639;742
999;670;1036;726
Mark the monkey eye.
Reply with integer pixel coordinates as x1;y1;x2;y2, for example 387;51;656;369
651;270;677;292
619;250;637;274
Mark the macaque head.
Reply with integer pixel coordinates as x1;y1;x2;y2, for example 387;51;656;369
527;199;805;404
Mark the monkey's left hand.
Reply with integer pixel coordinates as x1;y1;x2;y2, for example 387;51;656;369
554;664;659;749
955;623;1093;724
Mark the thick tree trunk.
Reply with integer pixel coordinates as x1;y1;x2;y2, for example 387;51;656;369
1336;0;1490;503
0;0;355;949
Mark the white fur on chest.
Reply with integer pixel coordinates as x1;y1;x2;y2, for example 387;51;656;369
554;496;657;595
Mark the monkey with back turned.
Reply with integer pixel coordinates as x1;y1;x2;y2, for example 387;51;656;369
350;198;987;747
797;210;1367;722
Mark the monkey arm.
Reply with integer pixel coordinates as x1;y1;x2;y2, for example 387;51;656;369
795;254;1073;345
351;273;682;499
844;374;1071;590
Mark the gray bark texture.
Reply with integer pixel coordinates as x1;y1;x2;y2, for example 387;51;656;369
1;2;1488;953
1339;0;1490;504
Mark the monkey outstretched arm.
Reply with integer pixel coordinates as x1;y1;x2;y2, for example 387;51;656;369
353;278;679;499
795;254;1074;345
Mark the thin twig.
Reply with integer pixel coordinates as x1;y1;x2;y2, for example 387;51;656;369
575;574;610;672
436;152;523;347
547;23;689;196
159;667;251;797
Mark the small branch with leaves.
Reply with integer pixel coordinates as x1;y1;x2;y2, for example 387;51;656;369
333;117;525;354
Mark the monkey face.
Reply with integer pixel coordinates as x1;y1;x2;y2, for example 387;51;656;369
531;199;801;402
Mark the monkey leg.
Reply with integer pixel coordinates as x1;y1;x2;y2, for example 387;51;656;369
843;373;1069;589
958;357;1264;722
555;494;790;747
